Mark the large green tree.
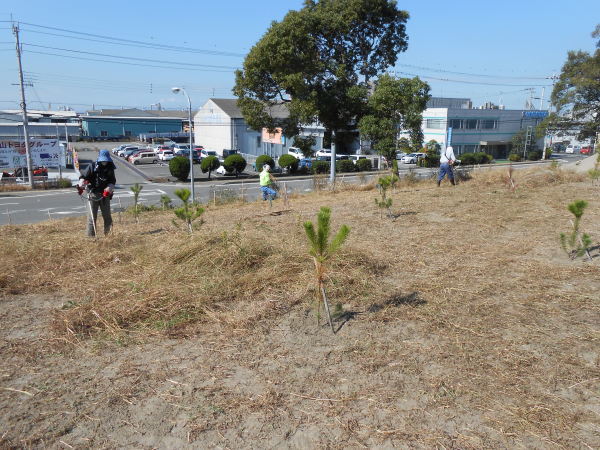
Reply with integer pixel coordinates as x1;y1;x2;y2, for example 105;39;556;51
233;0;410;160
358;74;430;164
543;25;600;140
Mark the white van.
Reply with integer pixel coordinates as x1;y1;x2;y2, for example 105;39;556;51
130;151;158;165
288;147;304;159
565;145;574;154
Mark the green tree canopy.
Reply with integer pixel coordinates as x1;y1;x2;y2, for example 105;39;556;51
543;25;600;140
358;74;430;163
233;0;410;141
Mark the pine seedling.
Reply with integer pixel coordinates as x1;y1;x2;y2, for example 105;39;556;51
173;188;204;234
303;207;350;333
160;194;172;210
559;200;592;261
130;183;143;222
375;175;397;218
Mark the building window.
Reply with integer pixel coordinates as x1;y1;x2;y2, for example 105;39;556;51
449;119;462;129
100;130;108;137
256;136;261;148
124;130;132;137
480;120;497;129
426;119;445;129
464;144;478;153
464;120;478;129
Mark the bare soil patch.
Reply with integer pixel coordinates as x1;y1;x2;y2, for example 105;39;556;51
1;167;599;448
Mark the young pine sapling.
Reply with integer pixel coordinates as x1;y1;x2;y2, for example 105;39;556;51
505;164;518;193
303;207;350;333
130;183;143;222
173;188;204;234
375;174;397;218
560;200;592;261
160;194;172;210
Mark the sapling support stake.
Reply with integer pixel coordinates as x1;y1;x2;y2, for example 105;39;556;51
6;208;11;225
117;196;122;223
314;257;334;333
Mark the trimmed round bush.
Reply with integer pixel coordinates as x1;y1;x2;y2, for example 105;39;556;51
223;154;247;177
256;155;275;171
508;153;522;162
356;158;372;172
201;155;220;173
57;178;72;188
527;151;542;161
312;160;330;174
278;154;299;173
459;153;476;165
336;159;356;173
169;156;190;181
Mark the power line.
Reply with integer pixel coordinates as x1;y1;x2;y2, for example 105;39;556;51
396;63;549;80
17;21;245;57
23;42;240;70
24;50;236;73
19;27;245;59
393;70;551;87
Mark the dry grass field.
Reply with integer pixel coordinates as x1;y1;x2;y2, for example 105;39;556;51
1;166;599;448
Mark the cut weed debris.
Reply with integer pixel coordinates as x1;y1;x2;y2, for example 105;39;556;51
0;166;599;448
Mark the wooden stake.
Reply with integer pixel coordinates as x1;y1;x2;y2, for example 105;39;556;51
6;208;11;225
320;283;335;333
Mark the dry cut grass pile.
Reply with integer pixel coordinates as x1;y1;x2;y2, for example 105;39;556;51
1;165;599;448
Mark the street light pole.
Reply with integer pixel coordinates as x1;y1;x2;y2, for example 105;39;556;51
172;87;195;201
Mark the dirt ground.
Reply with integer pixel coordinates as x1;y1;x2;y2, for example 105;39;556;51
1;167;599;449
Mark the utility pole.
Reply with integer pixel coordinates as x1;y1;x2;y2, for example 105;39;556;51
13;23;34;188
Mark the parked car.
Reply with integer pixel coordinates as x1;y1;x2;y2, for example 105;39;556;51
565;145;575;154
349;155;367;164
121;148;141;160
396;152;407;160
288;147;304;159
112;144;128;155
199;149;218;159
158;150;174;161
401;152;426;164
155;145;172;154
173;144;191;153
130;151;158;165
299;158;313;169
2;166;48;178
580;146;592;155
316;149;332;157
118;146;139;157
175;150;201;164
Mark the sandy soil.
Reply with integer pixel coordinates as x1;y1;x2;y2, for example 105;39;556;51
1;168;599;449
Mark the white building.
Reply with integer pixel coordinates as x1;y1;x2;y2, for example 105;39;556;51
415;98;547;158
194;98;324;158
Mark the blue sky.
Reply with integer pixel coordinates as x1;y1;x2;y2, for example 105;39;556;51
1;0;598;112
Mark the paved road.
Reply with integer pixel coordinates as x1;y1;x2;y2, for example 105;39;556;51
0;154;586;226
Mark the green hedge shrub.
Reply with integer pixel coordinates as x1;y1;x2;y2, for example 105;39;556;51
336;159;356;173
57;178;72;188
312;160;330;174
169;156;190;181
278;154;299;173
356;158;372;172
223;154;247;176
201;155;220;179
256;155;275;171
459;152;492;165
508;153;522;162
527;151;542;161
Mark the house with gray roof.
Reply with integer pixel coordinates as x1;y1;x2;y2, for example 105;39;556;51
194;98;324;158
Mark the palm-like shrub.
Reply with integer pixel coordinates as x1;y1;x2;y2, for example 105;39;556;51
173;188;204;234
560;200;592;260
303;207;350;333
375;174;397;218
130;183;143;222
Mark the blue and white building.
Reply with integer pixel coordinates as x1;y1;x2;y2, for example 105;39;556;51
81;108;187;139
417;98;547;158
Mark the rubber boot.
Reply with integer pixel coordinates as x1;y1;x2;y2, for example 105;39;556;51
450;178;455;186
437;179;441;187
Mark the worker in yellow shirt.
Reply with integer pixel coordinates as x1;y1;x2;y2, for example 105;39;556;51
259;164;277;201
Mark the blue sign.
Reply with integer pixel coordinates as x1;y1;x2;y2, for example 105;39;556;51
446;127;453;146
523;111;548;119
